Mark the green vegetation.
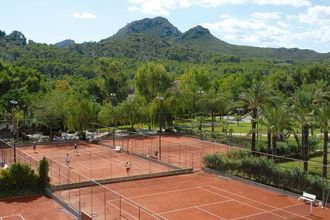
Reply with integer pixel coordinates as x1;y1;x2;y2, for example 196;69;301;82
0;158;49;198
0;16;329;185
204;150;330;199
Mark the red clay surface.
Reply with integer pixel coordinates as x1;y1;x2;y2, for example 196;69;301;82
102;135;235;170
0;195;76;220
17;142;175;185
58;172;330;220
4;136;330;220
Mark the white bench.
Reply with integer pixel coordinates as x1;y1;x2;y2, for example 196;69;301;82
298;192;316;214
115;146;122;153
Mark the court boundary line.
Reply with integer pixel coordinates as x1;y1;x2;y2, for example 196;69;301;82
158;200;233;215
205;185;312;220
133;183;312;220
0;214;26;220
194;206;226;220
106;200;139;220
200;187;287;219
231;202;313;220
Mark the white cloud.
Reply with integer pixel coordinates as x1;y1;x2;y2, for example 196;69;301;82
299;5;330;25
201;12;305;48
252;0;311;7
128;0;192;15
128;0;312;15
251;12;281;20
73;12;97;19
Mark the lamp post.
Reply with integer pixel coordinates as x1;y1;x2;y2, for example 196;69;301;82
156;96;164;160
109;94;117;146
10;100;18;163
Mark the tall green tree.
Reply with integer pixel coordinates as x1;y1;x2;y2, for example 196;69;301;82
239;80;269;152
135;62;172;102
315;103;330;178
179;67;211;118
99;58;128;104
291;82;326;173
197;88;227;132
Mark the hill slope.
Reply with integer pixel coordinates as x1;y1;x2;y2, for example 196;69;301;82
0;17;330;63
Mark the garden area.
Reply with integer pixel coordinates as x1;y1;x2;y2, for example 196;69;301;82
0;158;49;198
204;150;330;202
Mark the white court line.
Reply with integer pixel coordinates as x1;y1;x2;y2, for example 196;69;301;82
231;203;313;220
106;201;139;220
200;187;286;219
158;200;233;215
129;186;208;200
18;214;26;220
0;214;25;220
205;185;312;220
194;206;225;220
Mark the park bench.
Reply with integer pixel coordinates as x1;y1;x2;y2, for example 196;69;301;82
298;192;316;214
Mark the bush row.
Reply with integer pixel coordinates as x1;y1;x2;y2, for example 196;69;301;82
204;150;330;199
0;157;49;198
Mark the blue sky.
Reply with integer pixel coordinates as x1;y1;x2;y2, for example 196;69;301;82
0;0;329;53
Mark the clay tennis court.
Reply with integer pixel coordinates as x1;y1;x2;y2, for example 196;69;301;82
57;172;330;220
102;135;235;170
18;142;177;185
0;195;76;220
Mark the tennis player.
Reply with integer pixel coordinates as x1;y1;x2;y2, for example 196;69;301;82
32;141;37;152
125;161;130;176
73;143;78;155
65;153;72;167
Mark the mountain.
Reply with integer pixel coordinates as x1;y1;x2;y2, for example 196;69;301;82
94;17;330;62
54;39;75;48
0;17;329;63
110;17;181;40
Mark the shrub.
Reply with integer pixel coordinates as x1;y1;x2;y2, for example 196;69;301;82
38;157;50;188
204;150;330;199
0;163;41;197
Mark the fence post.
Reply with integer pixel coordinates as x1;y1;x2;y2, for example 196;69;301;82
59;163;61;185
138;206;141;220
104;187;106;220
79;175;81;212
90;151;92;178
68;167;71;204
119;196;122;217
91;186;93;217
179;144;181;167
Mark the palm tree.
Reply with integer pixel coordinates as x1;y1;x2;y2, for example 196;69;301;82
198;88;227;132
260;104;292;156
291;82;328;173
239;81;269;152
315;103;330;178
259;105;273;154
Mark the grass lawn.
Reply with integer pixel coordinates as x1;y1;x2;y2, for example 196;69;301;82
279;151;330;180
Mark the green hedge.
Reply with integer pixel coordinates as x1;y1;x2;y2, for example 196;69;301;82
0;157;50;198
204;150;330;199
